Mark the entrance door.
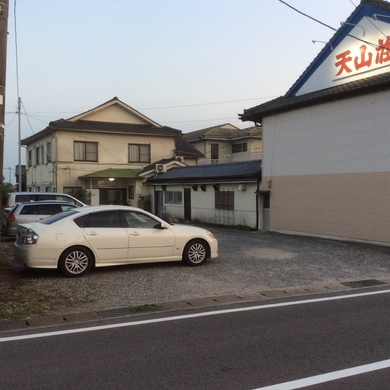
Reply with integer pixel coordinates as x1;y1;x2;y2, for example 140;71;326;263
184;188;191;221
100;189;127;205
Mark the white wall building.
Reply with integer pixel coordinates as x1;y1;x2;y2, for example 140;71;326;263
240;0;390;245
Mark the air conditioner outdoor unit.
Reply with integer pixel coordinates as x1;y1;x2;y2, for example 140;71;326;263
155;164;166;173
176;156;184;162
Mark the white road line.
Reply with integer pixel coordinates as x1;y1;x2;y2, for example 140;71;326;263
0;288;389;343
254;359;390;389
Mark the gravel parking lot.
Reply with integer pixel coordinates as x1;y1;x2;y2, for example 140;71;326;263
2;225;390;318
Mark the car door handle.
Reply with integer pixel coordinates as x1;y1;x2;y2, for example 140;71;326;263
129;231;140;236
85;231;99;236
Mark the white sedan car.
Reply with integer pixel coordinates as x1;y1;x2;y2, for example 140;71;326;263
15;205;218;277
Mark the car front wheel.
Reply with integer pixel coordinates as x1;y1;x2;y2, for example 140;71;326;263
59;246;93;277
183;239;208;266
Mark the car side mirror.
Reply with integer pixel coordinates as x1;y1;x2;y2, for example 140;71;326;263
153;222;167;230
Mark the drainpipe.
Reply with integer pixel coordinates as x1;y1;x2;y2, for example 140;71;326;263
255;176;260;230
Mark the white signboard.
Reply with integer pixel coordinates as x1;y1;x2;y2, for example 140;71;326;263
297;17;390;95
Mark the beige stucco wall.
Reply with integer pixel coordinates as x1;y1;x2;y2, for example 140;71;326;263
76;103;158;125
261;89;390;244
265;172;390;244
25;133;57;191
26;130;176;193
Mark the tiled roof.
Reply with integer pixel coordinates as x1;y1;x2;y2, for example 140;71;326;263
79;168;142;179
230;126;262;139
239;71;390;123
182;124;240;141
49;119;181;136
22;119;182;144
148;160;261;184
363;0;390;12
175;137;205;157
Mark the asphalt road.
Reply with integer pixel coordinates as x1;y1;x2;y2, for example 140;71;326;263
1;288;390;389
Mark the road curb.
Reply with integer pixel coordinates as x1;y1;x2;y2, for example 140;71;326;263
1;279;389;332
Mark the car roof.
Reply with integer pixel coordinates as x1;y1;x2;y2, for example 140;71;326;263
16;200;78;205
9;192;76;195
72;205;142;213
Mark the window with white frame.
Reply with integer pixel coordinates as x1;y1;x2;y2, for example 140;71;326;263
128;144;150;163
165;191;182;204
74;141;98;161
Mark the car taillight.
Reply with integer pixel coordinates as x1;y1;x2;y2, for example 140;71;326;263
23;229;39;244
7;214;15;221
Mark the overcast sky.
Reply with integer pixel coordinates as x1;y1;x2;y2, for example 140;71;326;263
3;0;358;182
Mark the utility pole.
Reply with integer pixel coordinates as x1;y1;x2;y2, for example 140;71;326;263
17;95;21;190
0;0;9;206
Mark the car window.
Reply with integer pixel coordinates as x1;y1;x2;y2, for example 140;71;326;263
123;210;159;229
38;204;63;214
61;204;76;212
40;210;79;225
36;195;56;201
75;211;123;228
19;204;62;215
20;205;40;215
15;195;38;203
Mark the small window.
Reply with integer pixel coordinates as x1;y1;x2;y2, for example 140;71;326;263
129;144;150;163
128;186;135;199
215;191;234;210
28;150;32;167
165;191;182;204
232;142;248;153
35;148;40;166
211;143;219;160
46;142;52;162
63;187;82;199
74;141;98;162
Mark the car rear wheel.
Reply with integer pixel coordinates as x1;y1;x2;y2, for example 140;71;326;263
183;239;208;266
59;246;93;277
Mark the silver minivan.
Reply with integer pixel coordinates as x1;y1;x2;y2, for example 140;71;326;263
5;201;78;236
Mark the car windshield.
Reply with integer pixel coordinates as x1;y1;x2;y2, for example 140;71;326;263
39;209;79;225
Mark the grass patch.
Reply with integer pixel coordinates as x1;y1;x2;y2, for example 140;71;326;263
342;279;386;288
0;238;93;321
131;304;160;313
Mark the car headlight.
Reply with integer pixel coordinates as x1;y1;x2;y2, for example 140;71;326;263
23;229;39;244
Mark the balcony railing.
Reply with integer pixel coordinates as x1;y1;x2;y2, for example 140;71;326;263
197;152;262;165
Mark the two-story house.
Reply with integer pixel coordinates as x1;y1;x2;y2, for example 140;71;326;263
21;97;202;207
182;123;262;164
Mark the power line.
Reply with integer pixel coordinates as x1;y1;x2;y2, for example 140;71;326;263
139;97;278;111
278;0;387;50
